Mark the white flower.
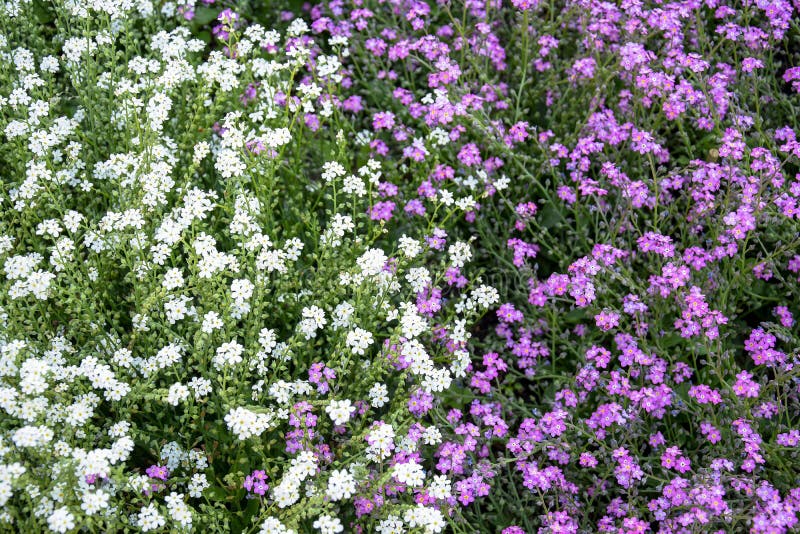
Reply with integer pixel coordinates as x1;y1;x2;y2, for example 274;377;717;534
164;295;192;324
325;399;355;426
316;55;342;78
302;306;326;328
366;422;395;461
398;235;421;258
77;449;111;479
312;514;343;534
155;343;183;368
356;248;387;277
346;328;374;355
421;368;452;393
188;377;212;398
472;284;499;308
259;517;297;534
286;18;309;36
230;278;254;301
110;437;134;464
331;302;354;329
422;426;443;445
162;268;184;290
321;161;346;182
403;504;445;533
272;479;301;508
165;492;192;529
225;407;274;440
376;515;405;534
213;340;244;369
137;503;166;532
47;507;75;533
215;147;245;178
406;267;431;293
428;475;451;499
299;306;326;339
166;383;190;406
12;425;53;448
80;489;110;515
494;174;510;190
193;142;210;164
447;241;472;268
108;421;131;438
188;474;209;498
201;311;223;333
132;314;150;332
399;306;427;339
368;383;389;408
161;442;185;471
258;328;277;352
402;340;433;376
393;460;425;487
342;174;366;196
325;469;356;501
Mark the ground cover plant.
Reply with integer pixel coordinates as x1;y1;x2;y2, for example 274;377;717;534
1;0;800;532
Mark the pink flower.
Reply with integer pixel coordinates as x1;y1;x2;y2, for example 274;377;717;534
595;311;620;331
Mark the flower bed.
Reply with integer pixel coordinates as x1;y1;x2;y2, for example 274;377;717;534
1;0;799;532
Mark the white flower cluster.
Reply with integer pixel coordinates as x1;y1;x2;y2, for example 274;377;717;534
299;305;327;340
321;213;354;247
403;504;446;533
325;399;356;426
345;327;374;355
368;383;389;408
224;407;276;440
313;514;344;534
136;343;183;378
259;517;298;534
366;422;396;461
325;468;356;501
165;492;192;530
4;252;56;300
272;451;317;508
137;503;166;532
393;459;426;488
213;340;245;369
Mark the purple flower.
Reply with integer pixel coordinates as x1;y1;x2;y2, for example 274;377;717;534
457;143;482;167
243;470;269;496
369;201;396;221
594;311;620;331
146;465;169;481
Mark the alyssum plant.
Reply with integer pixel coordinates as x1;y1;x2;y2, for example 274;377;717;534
0;2;496;532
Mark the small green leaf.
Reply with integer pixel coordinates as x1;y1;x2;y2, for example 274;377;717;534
194;7;220;25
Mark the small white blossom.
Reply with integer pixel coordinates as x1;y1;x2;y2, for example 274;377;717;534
47;507;75;533
368;383;389;408
325;399;355;426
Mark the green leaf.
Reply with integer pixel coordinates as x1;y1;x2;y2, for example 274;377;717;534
195;30;212;44
207;486;229;502
563;308;587;323
194;7;220;25
538;202;562;229
239;498;261;528
32;0;54;23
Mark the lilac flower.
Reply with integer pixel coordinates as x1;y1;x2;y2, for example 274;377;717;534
457;143;482;167
243;470;269;496
369;201;396;221
594;311;620;331
146;465;169;481
510;0;540;10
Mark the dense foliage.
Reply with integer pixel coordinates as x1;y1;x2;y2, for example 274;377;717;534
1;0;800;532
